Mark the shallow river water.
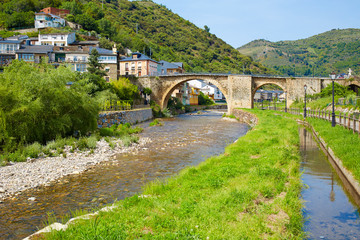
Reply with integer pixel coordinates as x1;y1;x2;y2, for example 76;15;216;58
300;128;360;239
0;110;249;240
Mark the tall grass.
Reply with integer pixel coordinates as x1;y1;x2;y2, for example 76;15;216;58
45;110;304;239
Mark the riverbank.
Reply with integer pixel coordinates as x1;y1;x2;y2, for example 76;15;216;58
0;137;151;202
41;110;304;239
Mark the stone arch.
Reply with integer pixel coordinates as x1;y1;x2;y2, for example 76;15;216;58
161;77;229;109
348;83;360;96
251;82;287;109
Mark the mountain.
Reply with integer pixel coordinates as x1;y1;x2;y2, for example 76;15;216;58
237;28;360;77
0;0;272;74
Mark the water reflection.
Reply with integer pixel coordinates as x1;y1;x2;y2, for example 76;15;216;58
300;128;360;239
0;110;249;240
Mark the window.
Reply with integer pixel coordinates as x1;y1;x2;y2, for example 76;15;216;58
105;68;110;72
19;54;34;61
73;56;78;62
75;63;86;72
125;63;129;71
82;56;86;62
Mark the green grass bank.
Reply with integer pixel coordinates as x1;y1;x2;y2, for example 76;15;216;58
44;110;304;239
306;118;360;182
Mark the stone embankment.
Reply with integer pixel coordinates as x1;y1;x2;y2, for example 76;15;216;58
232;109;258;127
0;137;151;202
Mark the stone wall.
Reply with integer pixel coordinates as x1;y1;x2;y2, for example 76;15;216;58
98;108;153;128
232;109;258;127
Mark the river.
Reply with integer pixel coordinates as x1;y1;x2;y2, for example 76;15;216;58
0;110;249;240
300;127;360;239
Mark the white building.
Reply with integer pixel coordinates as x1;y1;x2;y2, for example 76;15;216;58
35;12;66;29
36;32;76;47
187;80;224;101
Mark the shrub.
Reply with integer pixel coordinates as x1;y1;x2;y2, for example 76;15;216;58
23;142;42;159
86;135;98;149
198;91;214;105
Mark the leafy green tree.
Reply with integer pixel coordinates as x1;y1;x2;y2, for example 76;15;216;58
99;38;113;50
198;91;214;105
0;61;99;149
87;48;106;76
75;14;97;31
111;77;139;100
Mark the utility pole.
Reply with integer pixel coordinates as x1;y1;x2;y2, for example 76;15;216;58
150;47;152;58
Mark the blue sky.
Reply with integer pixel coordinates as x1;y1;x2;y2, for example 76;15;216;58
153;0;360;48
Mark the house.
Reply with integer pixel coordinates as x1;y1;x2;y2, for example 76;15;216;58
52;45;118;81
35;12;66;29
253;89;284;102
159;60;185;75
69;40;99;47
40;7;70;17
15;45;54;63
0;39;22;65
200;84;223;101
4;35;29;43
188;84;200;105
171;82;190;105
36;32;76;46
119;52;159;77
187;80;224;102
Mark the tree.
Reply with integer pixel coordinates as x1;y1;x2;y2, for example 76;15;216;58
87;48;106;77
0;60;99;147
204;25;210;33
111;77;139;100
84;49;109;95
75;14;97;31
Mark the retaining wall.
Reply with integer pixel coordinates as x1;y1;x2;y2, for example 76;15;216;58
98;108;153;128
232;109;258;127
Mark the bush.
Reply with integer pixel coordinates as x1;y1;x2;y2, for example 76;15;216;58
23;142;42;159
198;91;214;105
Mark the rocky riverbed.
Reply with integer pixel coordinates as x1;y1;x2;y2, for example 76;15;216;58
0;137;151;201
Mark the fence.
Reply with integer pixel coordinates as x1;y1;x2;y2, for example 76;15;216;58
100;100;133;111
258;106;360;135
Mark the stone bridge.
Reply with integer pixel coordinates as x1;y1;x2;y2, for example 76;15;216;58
131;74;360;114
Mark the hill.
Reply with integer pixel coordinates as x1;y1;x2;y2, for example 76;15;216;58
0;0;272;74
237;28;360;77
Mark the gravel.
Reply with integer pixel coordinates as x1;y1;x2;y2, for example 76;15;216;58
0;137;151;201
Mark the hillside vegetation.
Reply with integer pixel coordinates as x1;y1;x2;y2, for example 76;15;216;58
0;0;272;74
238;29;360;77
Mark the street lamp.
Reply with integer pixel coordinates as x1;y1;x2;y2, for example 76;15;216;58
285;91;287;113
304;85;307;118
330;72;336;127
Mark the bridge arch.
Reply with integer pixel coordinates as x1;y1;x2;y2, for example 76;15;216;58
348;83;360;95
251;80;287;109
161;77;229;109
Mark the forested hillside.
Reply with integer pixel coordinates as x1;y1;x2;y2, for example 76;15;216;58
238;28;360;77
0;0;272;74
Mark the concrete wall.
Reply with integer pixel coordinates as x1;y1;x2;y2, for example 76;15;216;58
98;108;153;128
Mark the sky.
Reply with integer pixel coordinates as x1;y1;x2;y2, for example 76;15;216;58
153;0;360;48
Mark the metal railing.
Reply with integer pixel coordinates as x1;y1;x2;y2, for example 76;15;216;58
260;106;360;135
100;100;133;111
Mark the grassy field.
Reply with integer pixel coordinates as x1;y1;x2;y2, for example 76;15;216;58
306;117;360;182
44;110;304;239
